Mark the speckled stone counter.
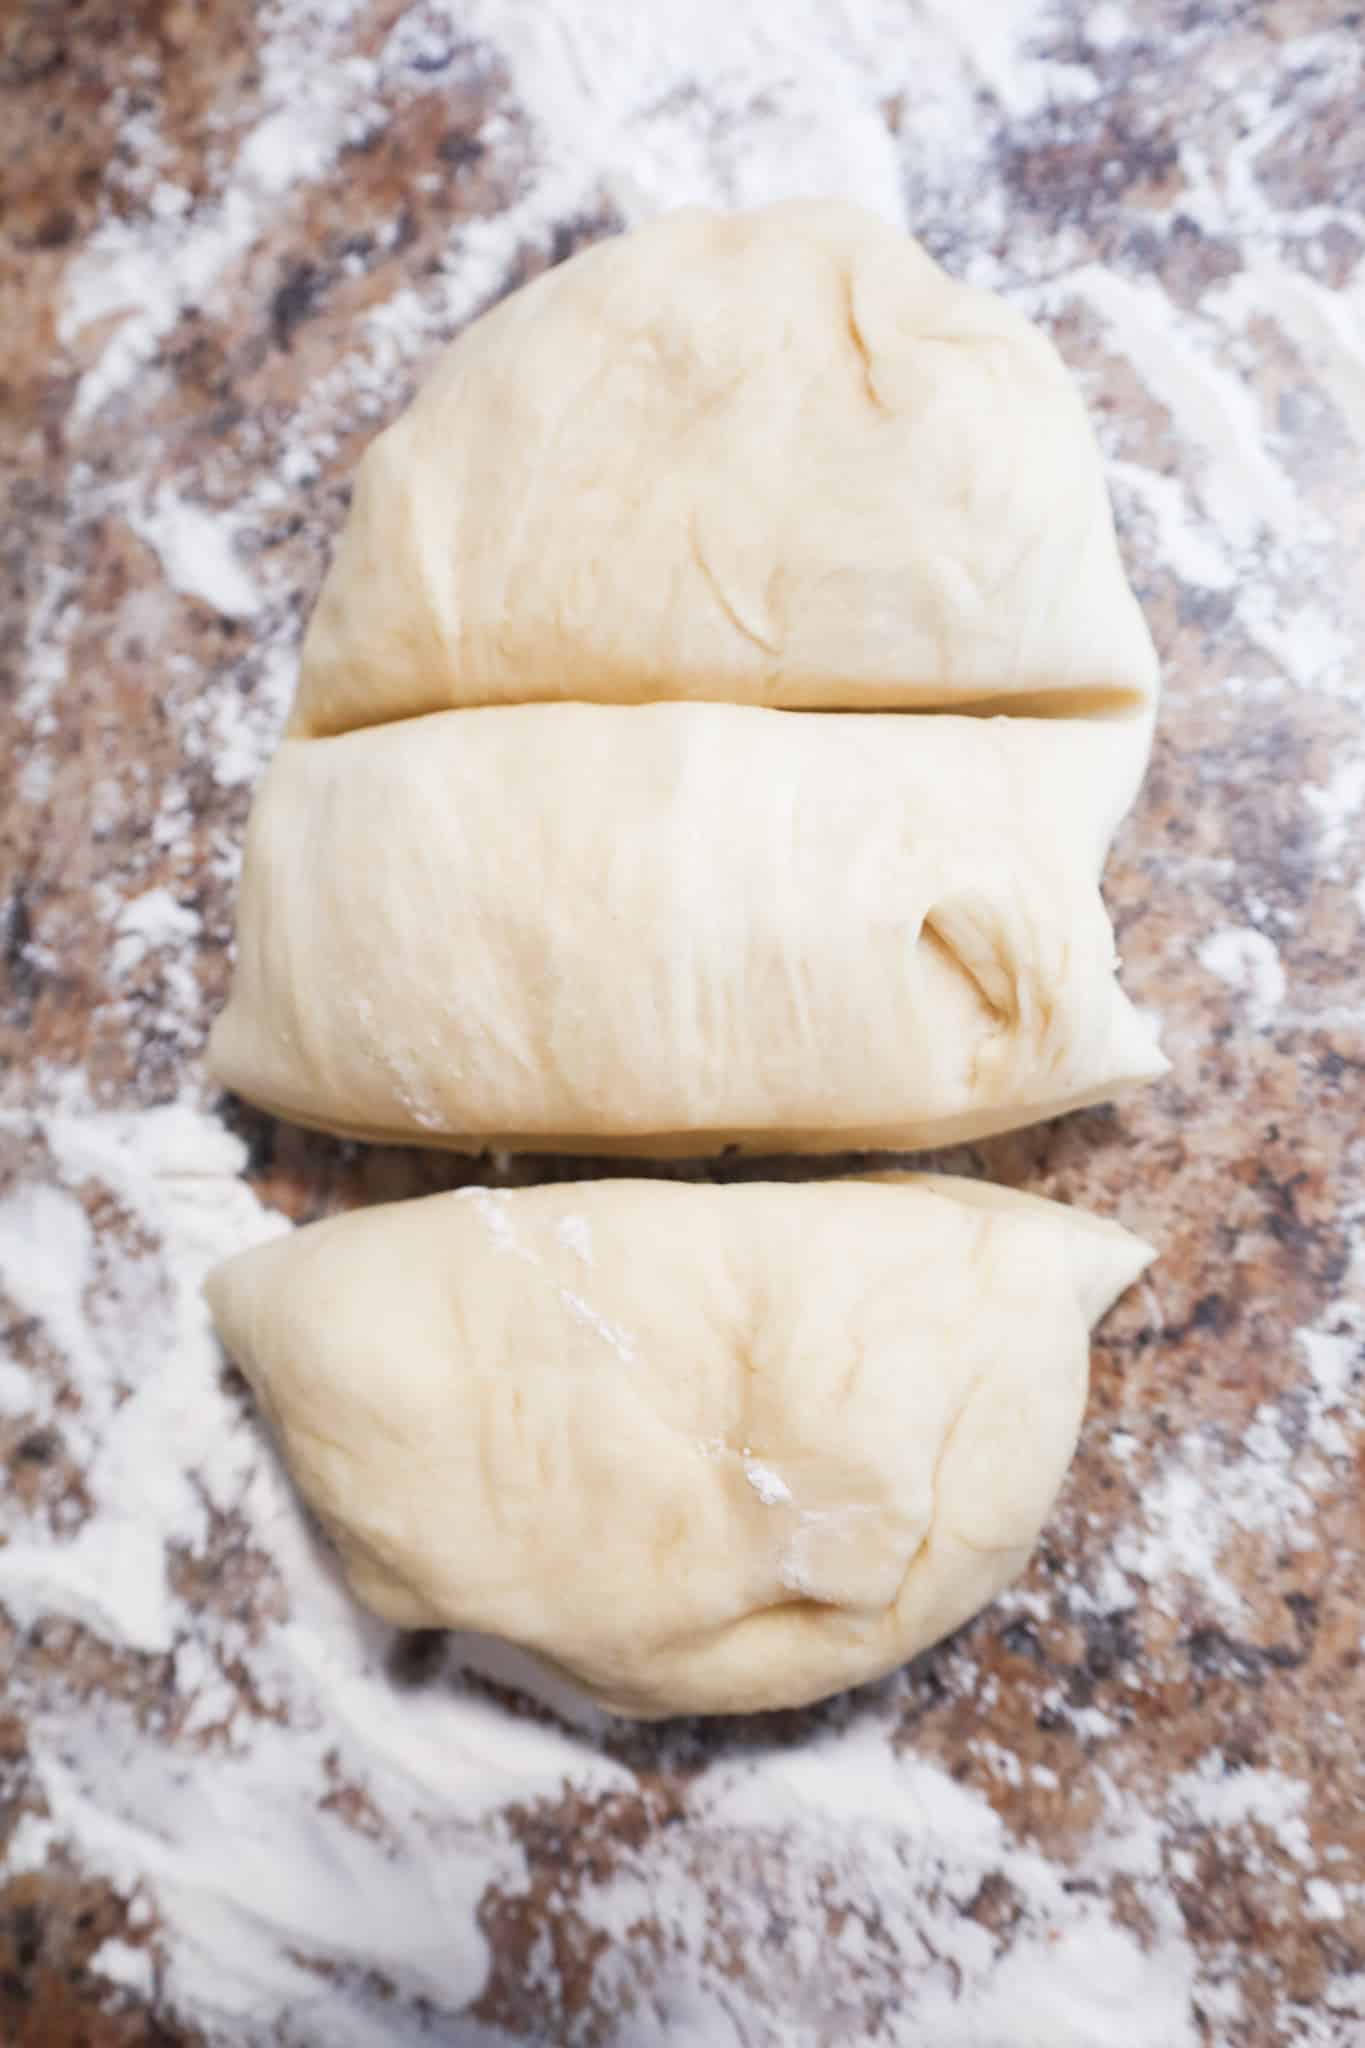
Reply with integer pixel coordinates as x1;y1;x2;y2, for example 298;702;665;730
2;3;1363;2044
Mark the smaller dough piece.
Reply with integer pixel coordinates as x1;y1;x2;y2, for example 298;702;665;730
291;198;1158;736
206;1176;1152;1718
207;702;1167;1155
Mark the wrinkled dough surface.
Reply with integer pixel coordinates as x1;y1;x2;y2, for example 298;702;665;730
291;198;1158;736
208;702;1166;1153
206;1176;1152;1717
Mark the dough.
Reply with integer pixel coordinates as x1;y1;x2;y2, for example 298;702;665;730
291;198;1158;736
214;198;1164;1152
205;1175;1152;1718
207;702;1166;1153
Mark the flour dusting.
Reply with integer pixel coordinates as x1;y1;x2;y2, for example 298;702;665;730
1198;925;1287;1029
554;1212;593;1264
744;1458;793;1507
557;1287;638;1366
128;488;262;622
456;1185;539;1264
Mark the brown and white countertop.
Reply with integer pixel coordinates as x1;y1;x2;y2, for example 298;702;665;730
2;2;1363;2043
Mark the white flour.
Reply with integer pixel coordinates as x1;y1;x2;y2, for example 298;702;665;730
744;1458;793;1507
59;0;384;423
459;1185;540;1263
9;0;1365;2038
555;1287;638;1365
127;489;263;622
554;1213;593;1265
1304;758;1365;874
1197;925;1287;1030
459;1195;639;1359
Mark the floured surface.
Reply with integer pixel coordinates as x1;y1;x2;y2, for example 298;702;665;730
2;0;1364;2043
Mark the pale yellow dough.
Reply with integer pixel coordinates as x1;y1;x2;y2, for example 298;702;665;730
212;196;1164;1152
291;199;1158;736
206;1176;1152;1718
208;702;1165;1154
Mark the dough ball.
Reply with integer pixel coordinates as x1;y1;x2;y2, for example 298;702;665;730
291;198;1157;738
206;1176;1152;1718
207;703;1166;1154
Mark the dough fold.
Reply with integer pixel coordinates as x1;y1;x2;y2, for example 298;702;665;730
206;1175;1152;1718
207;703;1166;1154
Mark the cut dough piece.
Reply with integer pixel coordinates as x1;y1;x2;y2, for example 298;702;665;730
206;1176;1152;1718
208;702;1166;1154
290;198;1158;737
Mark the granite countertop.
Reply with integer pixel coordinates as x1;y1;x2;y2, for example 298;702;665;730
2;2;1363;2043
